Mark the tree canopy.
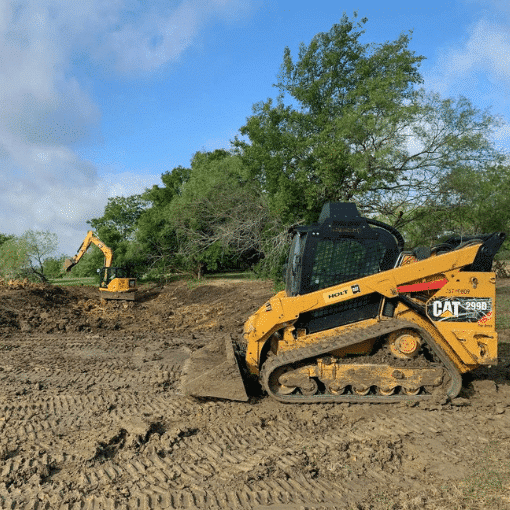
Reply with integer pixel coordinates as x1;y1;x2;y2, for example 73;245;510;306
0;230;59;282
234;13;504;234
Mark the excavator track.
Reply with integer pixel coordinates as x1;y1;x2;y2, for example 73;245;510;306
260;318;462;403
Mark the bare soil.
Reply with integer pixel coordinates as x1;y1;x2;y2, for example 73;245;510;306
1;278;510;509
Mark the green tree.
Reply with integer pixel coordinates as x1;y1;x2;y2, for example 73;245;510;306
234;13;424;224
142;166;191;207
370;92;504;232
86;195;150;277
134;165;191;278
0;233;15;247
379;161;510;252
169;150;280;276
43;255;67;279
87;195;146;242
66;250;100;278
438;163;510;234
0;237;30;280
20;230;58;282
234;13;503;232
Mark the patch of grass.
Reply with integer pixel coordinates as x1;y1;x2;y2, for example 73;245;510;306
206;272;256;281
180;271;260;290
458;440;510;508
496;293;510;329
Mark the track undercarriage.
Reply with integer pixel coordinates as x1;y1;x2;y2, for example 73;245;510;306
260;319;462;403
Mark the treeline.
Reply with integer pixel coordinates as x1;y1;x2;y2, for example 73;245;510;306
66;151;287;281
2;14;510;282
0;230;62;282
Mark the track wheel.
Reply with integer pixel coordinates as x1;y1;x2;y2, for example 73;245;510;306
353;385;370;396
269;367;296;396
378;386;395;396
300;378;318;396
403;386;421;396
326;381;346;395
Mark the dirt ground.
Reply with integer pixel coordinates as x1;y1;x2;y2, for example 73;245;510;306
1;278;510;510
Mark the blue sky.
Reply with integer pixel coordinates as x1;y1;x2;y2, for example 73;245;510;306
1;0;509;256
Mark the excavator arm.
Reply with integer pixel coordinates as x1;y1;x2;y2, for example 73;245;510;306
64;231;113;272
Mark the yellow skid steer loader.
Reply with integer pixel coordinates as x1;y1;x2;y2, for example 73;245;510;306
184;203;505;403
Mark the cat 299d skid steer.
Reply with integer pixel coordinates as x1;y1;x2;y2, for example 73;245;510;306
183;203;506;404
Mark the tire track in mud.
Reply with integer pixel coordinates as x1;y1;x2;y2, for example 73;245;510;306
1;408;509;510
0;397;385;508
0;334;188;397
32;414;458;509
1;325;510;509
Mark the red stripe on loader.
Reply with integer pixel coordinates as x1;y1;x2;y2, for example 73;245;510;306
397;278;448;293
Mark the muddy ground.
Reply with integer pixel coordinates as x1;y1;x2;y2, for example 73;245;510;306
1;278;510;509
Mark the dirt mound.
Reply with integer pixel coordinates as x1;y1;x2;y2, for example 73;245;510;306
0;279;274;338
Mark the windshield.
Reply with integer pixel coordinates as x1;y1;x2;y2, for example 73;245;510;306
309;238;386;292
285;233;306;296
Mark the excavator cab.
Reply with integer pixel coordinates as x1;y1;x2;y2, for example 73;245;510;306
99;267;137;300
100;267;127;288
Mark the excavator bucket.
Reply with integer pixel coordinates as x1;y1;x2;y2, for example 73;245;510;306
63;258;76;272
183;336;249;402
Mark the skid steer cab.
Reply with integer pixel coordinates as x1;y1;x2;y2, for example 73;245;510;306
99;267;137;301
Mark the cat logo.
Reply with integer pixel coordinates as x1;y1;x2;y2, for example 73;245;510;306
431;300;460;318
427;297;492;323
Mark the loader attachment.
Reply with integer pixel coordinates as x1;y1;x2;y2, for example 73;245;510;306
183;336;249;402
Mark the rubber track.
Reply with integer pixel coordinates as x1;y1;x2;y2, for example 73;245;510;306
260;318;463;403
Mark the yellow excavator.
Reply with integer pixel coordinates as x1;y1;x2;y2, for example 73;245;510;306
183;202;506;403
64;231;137;300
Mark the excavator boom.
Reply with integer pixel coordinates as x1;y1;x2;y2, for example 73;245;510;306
64;231;113;272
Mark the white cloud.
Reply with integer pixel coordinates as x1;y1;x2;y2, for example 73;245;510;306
92;0;253;74
445;19;510;80
424;15;510;152
0;0;252;255
0;138;161;254
426;18;510;96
